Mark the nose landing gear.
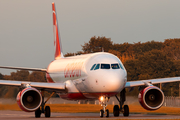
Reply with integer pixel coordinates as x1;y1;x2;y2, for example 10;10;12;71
99;89;129;118
99;96;109;117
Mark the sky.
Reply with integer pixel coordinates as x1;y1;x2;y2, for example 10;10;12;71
0;0;180;75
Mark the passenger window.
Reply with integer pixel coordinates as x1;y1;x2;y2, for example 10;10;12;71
101;64;110;69
111;64;120;69
90;64;96;70
119;63;124;70
94;64;100;70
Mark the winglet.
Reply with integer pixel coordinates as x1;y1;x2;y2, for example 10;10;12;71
52;2;64;59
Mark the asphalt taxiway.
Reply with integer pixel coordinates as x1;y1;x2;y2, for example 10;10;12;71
0;110;180;120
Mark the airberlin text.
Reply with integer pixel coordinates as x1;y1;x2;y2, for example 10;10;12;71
64;62;83;78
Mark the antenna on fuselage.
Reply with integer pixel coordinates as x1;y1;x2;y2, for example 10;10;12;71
102;47;104;52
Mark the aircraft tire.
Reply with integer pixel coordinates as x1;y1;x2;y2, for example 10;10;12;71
35;107;41;118
123;105;129;117
45;106;51;117
100;109;104;117
113;105;119;117
105;109;109;117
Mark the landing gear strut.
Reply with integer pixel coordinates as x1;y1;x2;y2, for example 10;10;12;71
35;91;55;118
99;96;109;117
114;89;129;117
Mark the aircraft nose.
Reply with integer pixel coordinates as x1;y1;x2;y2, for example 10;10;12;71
103;71;126;92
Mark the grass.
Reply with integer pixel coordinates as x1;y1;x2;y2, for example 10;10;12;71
0;103;180;115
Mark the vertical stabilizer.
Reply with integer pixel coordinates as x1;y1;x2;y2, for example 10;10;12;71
52;2;64;59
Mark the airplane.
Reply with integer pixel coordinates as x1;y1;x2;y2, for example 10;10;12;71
0;2;180;118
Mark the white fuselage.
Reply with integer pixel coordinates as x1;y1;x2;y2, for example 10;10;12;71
46;52;127;100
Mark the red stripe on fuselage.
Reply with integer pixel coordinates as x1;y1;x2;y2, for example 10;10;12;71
60;92;86;100
59;92;118;100
84;92;118;98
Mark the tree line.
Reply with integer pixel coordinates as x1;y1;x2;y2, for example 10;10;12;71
0;37;180;97
0;71;46;98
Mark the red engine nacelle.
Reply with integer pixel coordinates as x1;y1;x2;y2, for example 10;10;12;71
138;86;164;110
17;87;42;112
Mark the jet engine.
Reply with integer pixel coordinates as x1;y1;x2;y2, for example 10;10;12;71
17;87;42;112
138;86;164;110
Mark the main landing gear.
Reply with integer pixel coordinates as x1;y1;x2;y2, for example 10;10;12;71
35;91;55;118
99;96;109;117
114;89;129;117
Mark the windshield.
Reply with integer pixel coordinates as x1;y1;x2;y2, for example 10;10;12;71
111;64;120;69
94;64;100;70
119;63;124;70
101;64;110;69
90;63;123;70
90;64;96;70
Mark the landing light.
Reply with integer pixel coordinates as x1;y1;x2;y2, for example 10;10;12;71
99;96;104;102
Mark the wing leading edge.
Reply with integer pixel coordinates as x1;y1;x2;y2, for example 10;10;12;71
125;77;180;88
0;66;46;72
0;80;66;92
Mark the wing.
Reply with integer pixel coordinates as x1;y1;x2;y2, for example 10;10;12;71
125;77;180;88
0;66;46;72
0;80;66;92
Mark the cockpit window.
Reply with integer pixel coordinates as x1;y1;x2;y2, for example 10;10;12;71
90;64;96;70
119;63;124;70
101;64;110;69
111;64;120;69
94;64;100;70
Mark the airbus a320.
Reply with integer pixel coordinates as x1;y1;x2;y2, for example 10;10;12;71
0;2;180;118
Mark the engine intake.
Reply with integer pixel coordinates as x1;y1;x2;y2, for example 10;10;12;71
138;86;164;110
17;87;42;112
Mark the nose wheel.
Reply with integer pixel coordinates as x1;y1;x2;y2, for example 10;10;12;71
105;109;109;117
99;96;109;117
100;109;103;117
